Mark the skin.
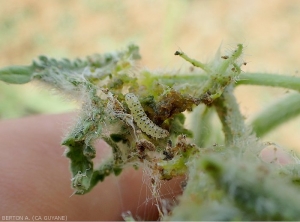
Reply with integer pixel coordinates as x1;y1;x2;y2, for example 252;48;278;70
0;114;183;221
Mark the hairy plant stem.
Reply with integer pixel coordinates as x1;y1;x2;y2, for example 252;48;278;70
191;105;214;148
159;73;300;92
237;73;300;91
213;84;246;146
174;51;212;73
250;92;300;137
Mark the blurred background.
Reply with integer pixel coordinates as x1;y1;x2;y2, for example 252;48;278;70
1;0;300;150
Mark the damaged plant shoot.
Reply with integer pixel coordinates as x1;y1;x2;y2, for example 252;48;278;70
2;44;300;220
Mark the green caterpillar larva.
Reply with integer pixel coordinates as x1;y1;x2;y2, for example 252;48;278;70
125;93;169;139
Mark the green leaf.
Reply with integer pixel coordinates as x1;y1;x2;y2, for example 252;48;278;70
0;65;34;84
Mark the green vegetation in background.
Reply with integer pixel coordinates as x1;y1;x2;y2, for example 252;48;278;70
0;82;77;119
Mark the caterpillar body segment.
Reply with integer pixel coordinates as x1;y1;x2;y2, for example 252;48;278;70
125;93;169;139
105;91;138;141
